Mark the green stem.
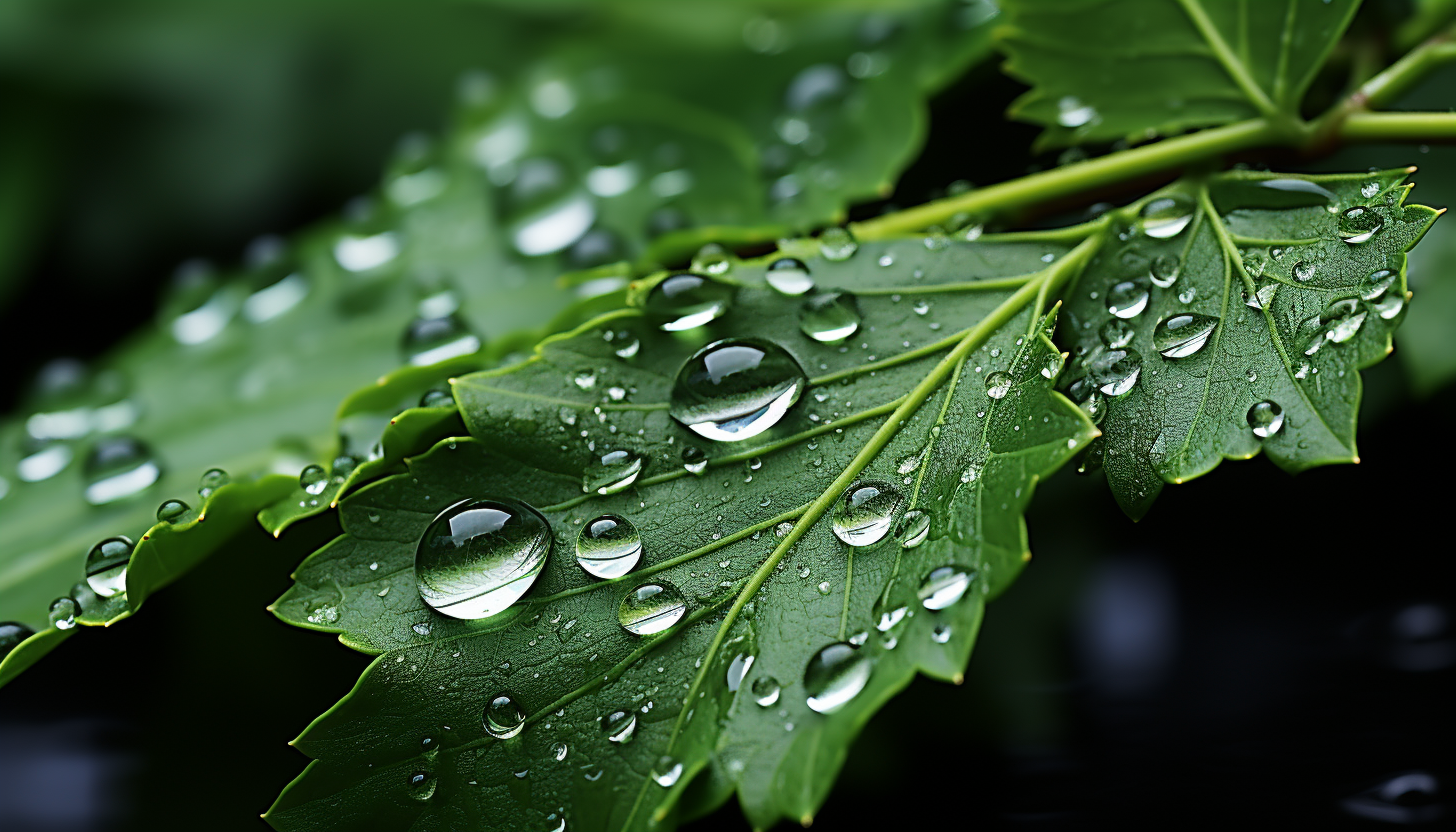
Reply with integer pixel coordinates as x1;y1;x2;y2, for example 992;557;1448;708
1353;38;1456;111
1340;112;1456;143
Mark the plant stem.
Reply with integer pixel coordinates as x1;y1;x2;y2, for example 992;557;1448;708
1340;111;1456;143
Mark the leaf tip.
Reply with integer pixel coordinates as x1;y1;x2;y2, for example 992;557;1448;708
952;672;965;685
800;814;814;828
1021;551;1032;562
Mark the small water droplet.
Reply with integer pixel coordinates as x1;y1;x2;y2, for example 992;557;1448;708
618;582;687;635
931;624;952;644
726;652;755;692
198;468;230;499
1149;255;1180;288
484;694;525;739
1056;95;1097;128
85;536;133;598
897;509;931;548
83;436;162;506
602;709;638;743
765;258;814;295
798;292;862;343
300;464;328;496
670;339;806;442
48;596;78;630
832;481;901;547
1338;206;1383;244
414;499;552;620
1322;298;1367;343
1293;261;1316;282
984;371;1013;400
918;566;973;610
551;741;568;761
1361;269;1398;301
644;273;734;331
1372;292;1405;319
155;499;189;523
751;676;781;707
1107;278;1151;318
583;449;644;495
408;771;436;801
681;446;708;475
804;642;872;713
1138;194;1194;239
653;756;683;787
1088;348;1143;396
1247;401;1284;438
818;227;858;261
576;515;642;580
691;243;733;276
1099;319;1135;349
1152;314;1218;359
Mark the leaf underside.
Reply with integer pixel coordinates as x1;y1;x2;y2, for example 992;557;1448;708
1001;0;1360;147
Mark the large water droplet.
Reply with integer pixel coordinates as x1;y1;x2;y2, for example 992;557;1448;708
0;622;34;655
602;709;637;743
1088;348;1143;396
484;693;526;739
831;481;901;547
1322;298;1367;343
669;339;805;442
751;676;781;706
1361;269;1397;301
897;509;931;548
300;464;328;496
765;258;814;296
1372;292;1405;320
653;756;683;788
414;498;552;620
644;274;734;331
85;536;133;598
48;596;78;630
1153;313;1218;359
726;652;754;691
818;227;858;261
798;292;861;343
401;314;482;366
918;566;973;610
1293;261;1316;282
1138;195;1194;239
1107;278;1151;318
984;371;1013;399
1247;401;1284;438
1338;206;1383;244
83;436;161;506
576;515;642;580
804;642;872;714
582;450;644;495
156;499;189;523
198;467;230;499
408;771;436;801
618;582;687;635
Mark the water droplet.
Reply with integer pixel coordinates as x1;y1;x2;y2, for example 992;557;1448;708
832;481;901;547
1338;206;1383;244
691;243;733;276
83;436;161;506
765;258;814;295
1088;348;1143;396
1361;269;1398;301
1107;278;1151;318
602;709;637;743
198;468;230;499
300;464;328;496
984;371;1013;400
0;622;34;654
576;515;642;579
653;756;683;787
931;624;952;644
644;273;734;331
1293;261;1316;282
551;742;568;761
897;509;931;548
583;450;644;495
1137;195;1194;239
818;228;858;261
1099;319;1135;349
1247;401;1284;438
414;498;552;620
1246;281;1277;310
420;388;454;409
681;446;708;475
751;676;781;706
1149;255;1180;288
408;771;436;800
798;292;861;343
1322;298;1367;343
1372;292;1405;319
401;314;482;366
670;339;806;442
484;694;525;739
1056;95;1096;127
618;582;687;635
85;536;133;598
48;596;78;630
156;499;189;523
1153;314;1218;359
918;566;973;610
804;642;872;714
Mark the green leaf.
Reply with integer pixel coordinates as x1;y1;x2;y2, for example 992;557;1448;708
1001;0;1360;147
265;233;1099;831
1397;152;1456;396
1058;169;1437;518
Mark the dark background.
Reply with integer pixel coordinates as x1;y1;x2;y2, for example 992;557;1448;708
1;1;1452;829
